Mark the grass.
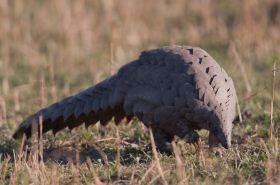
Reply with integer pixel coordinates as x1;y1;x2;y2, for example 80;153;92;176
0;0;280;184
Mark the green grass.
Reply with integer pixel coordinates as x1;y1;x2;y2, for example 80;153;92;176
0;0;280;184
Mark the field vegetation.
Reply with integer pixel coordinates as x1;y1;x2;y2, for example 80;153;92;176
0;0;279;184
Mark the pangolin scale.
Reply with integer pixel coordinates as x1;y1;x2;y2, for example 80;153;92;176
13;45;237;153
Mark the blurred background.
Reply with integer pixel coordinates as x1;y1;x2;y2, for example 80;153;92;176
0;0;280;121
0;0;280;184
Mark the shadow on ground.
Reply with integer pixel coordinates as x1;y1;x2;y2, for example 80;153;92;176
0;140;151;166
43;142;151;165
0;125;151;165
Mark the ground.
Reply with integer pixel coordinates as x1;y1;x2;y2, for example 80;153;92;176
0;0;279;184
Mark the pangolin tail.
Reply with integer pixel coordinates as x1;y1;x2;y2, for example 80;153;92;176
13;75;128;139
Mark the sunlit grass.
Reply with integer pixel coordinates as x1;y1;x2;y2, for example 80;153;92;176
0;0;279;184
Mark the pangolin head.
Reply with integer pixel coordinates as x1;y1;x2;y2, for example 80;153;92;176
210;113;233;149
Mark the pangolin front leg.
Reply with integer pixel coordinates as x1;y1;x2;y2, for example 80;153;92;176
209;132;224;157
152;128;174;155
180;128;201;154
165;121;201;153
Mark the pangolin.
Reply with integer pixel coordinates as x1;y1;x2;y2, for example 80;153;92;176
13;45;237;154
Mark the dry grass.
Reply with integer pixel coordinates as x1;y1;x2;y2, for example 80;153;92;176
0;0;280;184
